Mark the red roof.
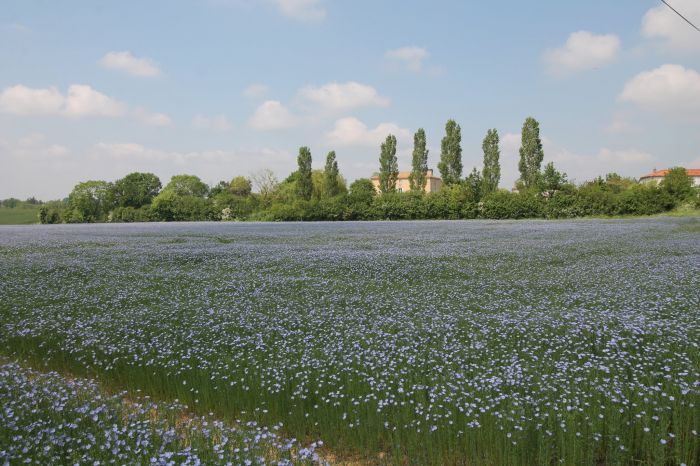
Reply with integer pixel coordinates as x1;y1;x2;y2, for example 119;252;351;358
640;168;700;179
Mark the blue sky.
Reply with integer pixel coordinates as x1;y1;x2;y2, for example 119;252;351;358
1;0;699;199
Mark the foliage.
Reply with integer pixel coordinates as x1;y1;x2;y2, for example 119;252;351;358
481;128;501;195
481;190;543;219
111;172;161;208
378;134;398;194
438;119;462;185
323;151;341;197
151;189;214;221
296;147;313;201
465;168;483;203
613;183;675;216
37;201;66;224
163;174;209;198
20;117;698;224
660;167;694;203
250;169;279;207
229;176;253;197
67;180;113;223
212;192;258;220
540;161;568;195
518;117;544;189
0;198;20;208
371;192;426;220
409;128;429;192
604;172;637;193
110;205;154;223
208;180;230;198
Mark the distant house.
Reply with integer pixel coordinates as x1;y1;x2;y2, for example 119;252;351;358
371;169;443;193
639;168;700;187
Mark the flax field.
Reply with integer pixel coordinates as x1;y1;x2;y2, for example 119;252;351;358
1;218;699;465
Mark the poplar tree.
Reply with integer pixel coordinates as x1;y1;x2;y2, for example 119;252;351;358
378;134;398;194
296;146;313;200
481;128;501;195
323;151;340;197
518;117;544;189
409;128;429;192
438;119;462;185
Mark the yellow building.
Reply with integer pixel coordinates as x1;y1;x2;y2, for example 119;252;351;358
371;169;443;193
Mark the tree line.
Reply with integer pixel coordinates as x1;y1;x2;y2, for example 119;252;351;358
38;116;699;223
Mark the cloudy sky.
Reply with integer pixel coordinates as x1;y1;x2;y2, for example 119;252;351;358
1;0;700;199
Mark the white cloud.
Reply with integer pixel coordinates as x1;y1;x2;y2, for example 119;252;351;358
63;84;126;117
642;0;700;53
274;0;325;21
133;107;172;127
0;85;65;115
98;51;161;77
543;31;621;77
299;81;389;111
0;84;127;118
248;100;298;130
385;46;430;72
192;114;232;131
242;83;268;98
325;117;411;147
0;83;175;124
619;64;700;119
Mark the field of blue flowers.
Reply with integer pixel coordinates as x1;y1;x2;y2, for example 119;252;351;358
1;218;699;465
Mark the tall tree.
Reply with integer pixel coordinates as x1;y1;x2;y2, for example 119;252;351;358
378;134;398;194
518;117;544;189
250;169;279;204
229;176;252;197
438;119;463;185
111;172;162;208
409;128;429;192
541;162;568;195
164;175;209;197
323;151;340;197
296;146;313;200
660;167;694;201
481;129;501;195
68;180;114;222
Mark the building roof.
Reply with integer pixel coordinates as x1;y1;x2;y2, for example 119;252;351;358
639;168;700;179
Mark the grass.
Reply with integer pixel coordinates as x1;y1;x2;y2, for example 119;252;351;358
1;219;699;465
0;205;40;225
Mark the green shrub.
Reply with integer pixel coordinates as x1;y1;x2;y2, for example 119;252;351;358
371;193;426;220
480;191;543;219
612;184;674;216
111;205;154;223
